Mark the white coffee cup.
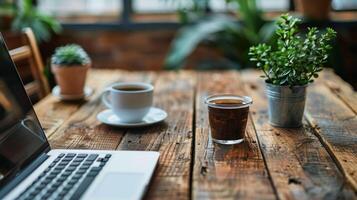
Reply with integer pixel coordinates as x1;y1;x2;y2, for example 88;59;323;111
102;82;154;123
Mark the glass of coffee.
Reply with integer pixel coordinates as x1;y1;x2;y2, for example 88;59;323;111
205;94;253;145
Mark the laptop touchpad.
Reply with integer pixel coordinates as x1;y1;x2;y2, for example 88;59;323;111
90;172;146;200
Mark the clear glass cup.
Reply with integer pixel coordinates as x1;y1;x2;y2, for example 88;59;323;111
205;94;253;145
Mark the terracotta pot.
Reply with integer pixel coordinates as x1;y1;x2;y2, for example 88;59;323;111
295;0;331;20
51;63;90;95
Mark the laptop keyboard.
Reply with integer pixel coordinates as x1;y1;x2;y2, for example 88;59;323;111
15;153;112;200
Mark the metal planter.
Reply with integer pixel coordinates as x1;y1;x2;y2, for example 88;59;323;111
265;83;307;128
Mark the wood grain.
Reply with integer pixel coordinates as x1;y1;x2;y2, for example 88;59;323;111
117;71;195;200
305;81;357;191
34;69;121;137
193;71;276;200
320;69;357;114
242;70;356;199
47;70;154;149
33;69;357;199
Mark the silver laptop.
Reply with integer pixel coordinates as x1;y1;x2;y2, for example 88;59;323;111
0;33;159;200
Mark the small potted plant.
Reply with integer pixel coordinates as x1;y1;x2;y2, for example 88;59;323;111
51;44;91;96
249;14;336;127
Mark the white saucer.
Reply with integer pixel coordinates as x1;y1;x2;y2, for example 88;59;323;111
97;107;167;128
52;86;93;101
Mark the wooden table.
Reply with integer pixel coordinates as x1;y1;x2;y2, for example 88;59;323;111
34;69;357;199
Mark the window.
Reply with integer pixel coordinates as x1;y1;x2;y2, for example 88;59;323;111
332;0;357;10
37;0;122;23
133;0;176;13
37;0;291;24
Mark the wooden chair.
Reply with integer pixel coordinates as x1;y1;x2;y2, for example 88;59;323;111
9;28;50;100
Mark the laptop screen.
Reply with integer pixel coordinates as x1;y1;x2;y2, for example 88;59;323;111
0;34;49;187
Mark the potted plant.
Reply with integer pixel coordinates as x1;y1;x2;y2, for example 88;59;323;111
165;0;276;70
1;0;62;42
249;14;336;127
51;44;91;96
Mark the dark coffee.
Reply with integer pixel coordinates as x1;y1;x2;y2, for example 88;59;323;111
208;98;249;142
115;86;146;91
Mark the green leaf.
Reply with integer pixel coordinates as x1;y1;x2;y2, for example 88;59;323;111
9;0;62;42
164;15;241;69
248;14;336;87
52;44;91;66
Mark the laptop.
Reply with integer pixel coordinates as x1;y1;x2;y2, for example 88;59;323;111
0;33;159;200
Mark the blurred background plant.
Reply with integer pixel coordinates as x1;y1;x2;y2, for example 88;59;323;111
0;0;62;42
164;0;277;70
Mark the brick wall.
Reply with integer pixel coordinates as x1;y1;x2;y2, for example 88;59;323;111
40;29;222;71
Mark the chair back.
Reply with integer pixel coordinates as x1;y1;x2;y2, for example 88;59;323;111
9;28;50;100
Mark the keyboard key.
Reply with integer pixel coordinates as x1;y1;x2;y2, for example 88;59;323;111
63;185;72;191
82;161;93;166
66;153;76;157
68;179;78;185
53;158;61;163
61;173;70;178
58;162;69;166
62;157;73;162
30;190;39;196
73;174;83;179
69;176;96;200
27;193;36;199
41;179;51;185
87;171;99;177
70;161;81;166
76;169;86;175
79;165;89;170
58;191;67;196
52;169;61;174
47;174;57;179
58;153;65;158
42;193;52;199
63;171;72;176
77;153;88;158
52;182;61;187
74;157;84;162
90;167;102;172
48;187;57;193
54;166;65;170
37;182;47;189
34;185;44;191
57;177;66;182
50;171;60;176
86;154;98;161
66;166;77;171
105;154;112;158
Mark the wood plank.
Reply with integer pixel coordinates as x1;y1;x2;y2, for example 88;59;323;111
47;70;155;149
9;46;31;61
242;70;356;199
117;71;195;200
193;71;276;199
34;69;121;137
319;69;357;114
305;81;357;191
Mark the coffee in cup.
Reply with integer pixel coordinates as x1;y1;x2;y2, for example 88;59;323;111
102;82;153;123
205;94;252;145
